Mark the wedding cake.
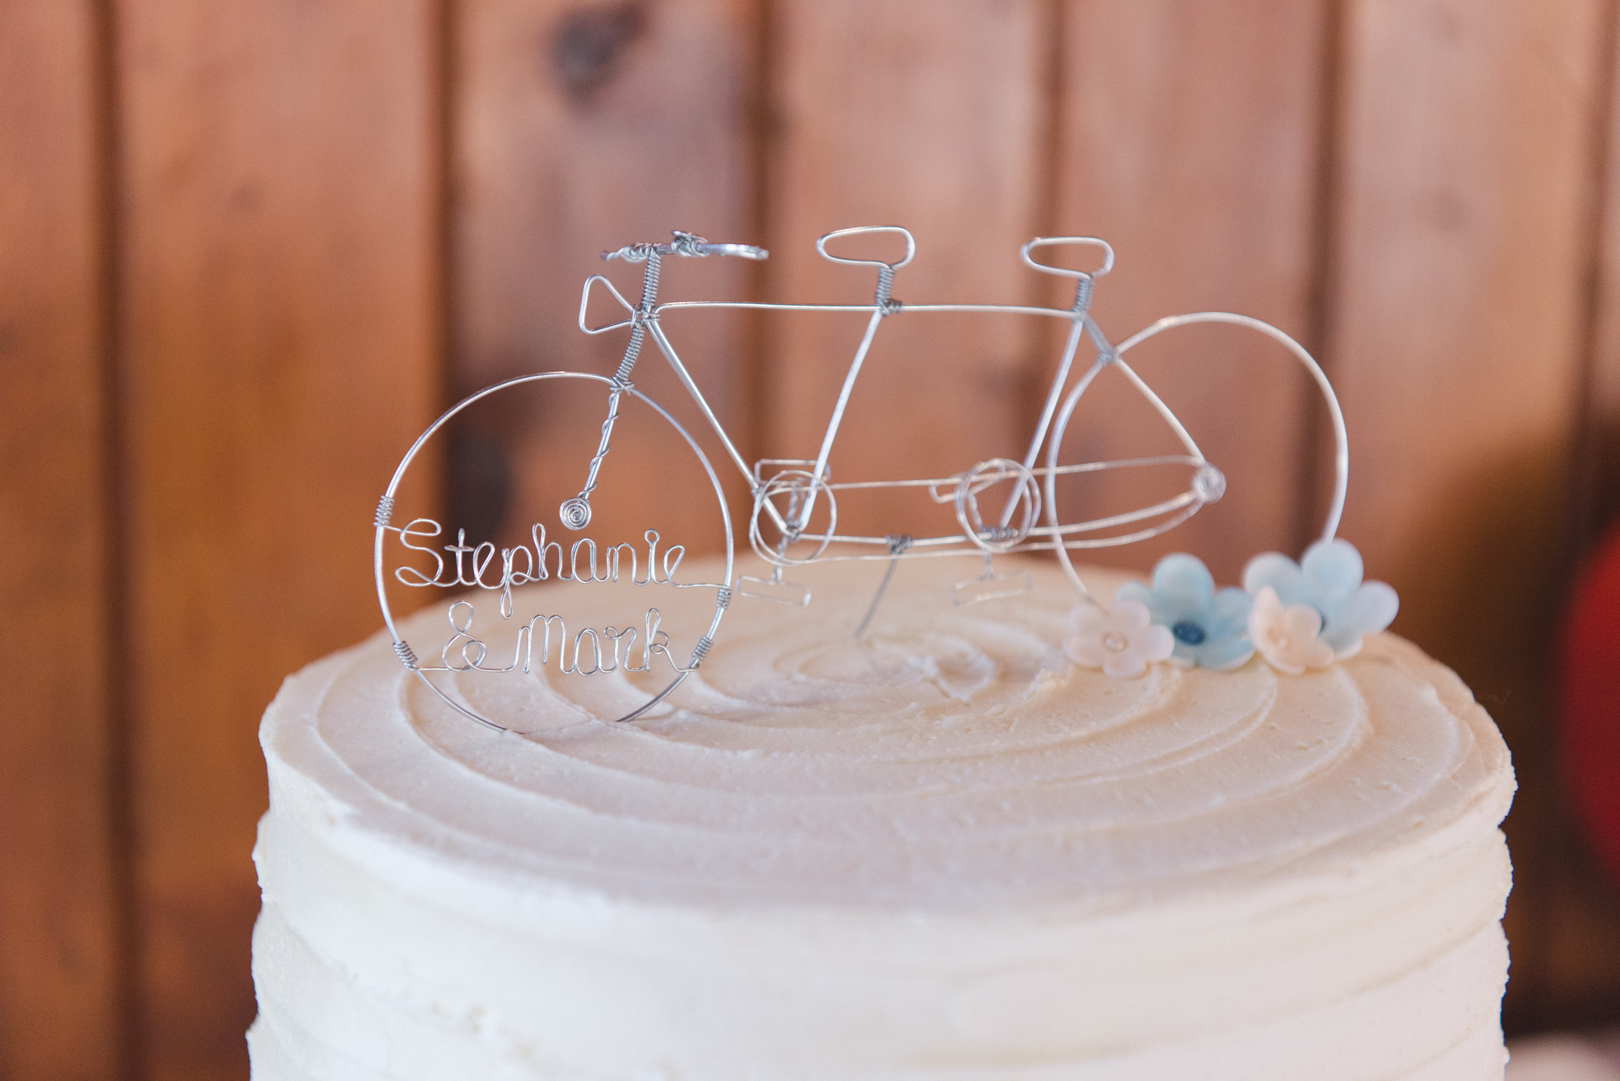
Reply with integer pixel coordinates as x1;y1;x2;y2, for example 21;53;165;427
246;555;1514;1080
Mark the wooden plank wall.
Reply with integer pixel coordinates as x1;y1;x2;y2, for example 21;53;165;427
1328;0;1618;1027
4;1;1620;1076
1053;1;1328;582
0;3;122;1079
116;2;444;1078
765;0;1051;541
453;0;760;552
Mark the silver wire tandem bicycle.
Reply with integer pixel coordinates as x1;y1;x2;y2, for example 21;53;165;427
373;227;1348;727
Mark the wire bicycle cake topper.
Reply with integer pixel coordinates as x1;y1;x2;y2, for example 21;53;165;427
373;227;1397;730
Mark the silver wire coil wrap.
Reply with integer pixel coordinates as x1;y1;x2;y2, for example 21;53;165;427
1072;274;1094;314
876;264;900;315
612;252;658;384
691;636;714;663
374;495;395;529
669;230;708;257
716;587;732;609
392;639;419;669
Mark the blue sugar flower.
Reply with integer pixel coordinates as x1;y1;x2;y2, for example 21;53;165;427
1242;538;1398;659
1116;553;1254;670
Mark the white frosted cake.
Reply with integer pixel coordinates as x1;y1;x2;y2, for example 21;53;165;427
247;557;1514;1080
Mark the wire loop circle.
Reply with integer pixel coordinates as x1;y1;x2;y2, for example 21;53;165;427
1042;312;1347;601
749;470;839;567
955;458;1042;554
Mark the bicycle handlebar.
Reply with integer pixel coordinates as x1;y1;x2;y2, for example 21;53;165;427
703;243;769;259
603;230;768;263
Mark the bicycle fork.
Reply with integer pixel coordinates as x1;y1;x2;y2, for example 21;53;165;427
560;251;663;530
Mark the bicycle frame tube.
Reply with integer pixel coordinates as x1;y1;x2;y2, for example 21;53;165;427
652;300;1092;475
1021;316;1087;484
800;308;884;532
558;234;1346;609
641;296;1102;545
641;318;755;486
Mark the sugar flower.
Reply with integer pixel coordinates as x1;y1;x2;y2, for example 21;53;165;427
1117;553;1254;670
1065;598;1174;678
1247;586;1335;674
1242;539;1398;659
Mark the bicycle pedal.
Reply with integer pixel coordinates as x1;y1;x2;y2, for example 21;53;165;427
951;570;1032;606
737;575;812;607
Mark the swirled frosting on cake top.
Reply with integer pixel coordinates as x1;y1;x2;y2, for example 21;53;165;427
249;558;1514;1081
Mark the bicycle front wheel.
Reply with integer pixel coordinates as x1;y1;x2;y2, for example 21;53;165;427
373;371;734;728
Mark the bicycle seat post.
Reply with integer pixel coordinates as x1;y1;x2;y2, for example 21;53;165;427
795;227;917;534
1017;237;1119;525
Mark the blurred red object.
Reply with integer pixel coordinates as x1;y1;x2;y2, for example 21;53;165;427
1562;521;1620;886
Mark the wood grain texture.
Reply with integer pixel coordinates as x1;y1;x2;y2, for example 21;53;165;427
1576;3;1620;546
764;0;1052;565
0;2;122;1078
1550;0;1620;1028
1324;0;1610;1027
1052;0;1329;585
114;2;444;1076
453;0;761;559
4;1;1617;1069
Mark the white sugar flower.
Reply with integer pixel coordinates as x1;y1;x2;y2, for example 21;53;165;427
1243;539;1398;659
1116;553;1255;670
1247;586;1334;674
1065;598;1174;678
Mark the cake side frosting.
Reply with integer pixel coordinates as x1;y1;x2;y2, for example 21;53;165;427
248;558;1514;1080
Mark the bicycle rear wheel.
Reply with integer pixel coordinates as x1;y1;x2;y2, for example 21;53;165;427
1043;312;1345;600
